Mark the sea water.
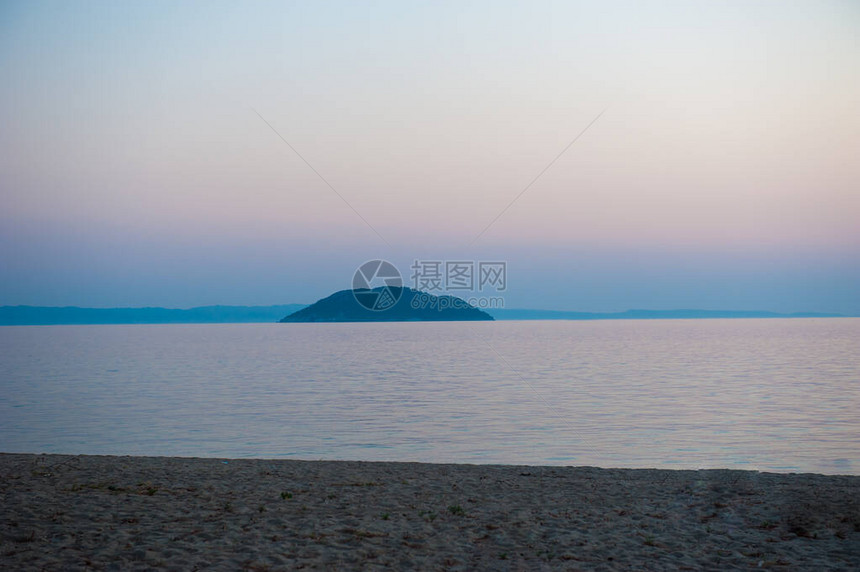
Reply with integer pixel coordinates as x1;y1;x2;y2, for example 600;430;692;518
1;318;857;474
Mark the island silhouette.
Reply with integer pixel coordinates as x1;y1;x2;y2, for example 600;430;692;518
280;287;494;322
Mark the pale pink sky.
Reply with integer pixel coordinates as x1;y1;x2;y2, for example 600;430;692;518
1;1;858;311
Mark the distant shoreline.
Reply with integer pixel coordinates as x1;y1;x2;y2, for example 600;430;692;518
0;304;305;326
2;452;858;569
0;304;848;325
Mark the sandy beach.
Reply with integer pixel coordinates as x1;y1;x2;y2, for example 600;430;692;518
2;453;858;570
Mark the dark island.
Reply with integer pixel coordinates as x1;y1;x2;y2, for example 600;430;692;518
280;287;494;322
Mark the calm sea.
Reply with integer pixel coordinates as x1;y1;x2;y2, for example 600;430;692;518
1;319;857;474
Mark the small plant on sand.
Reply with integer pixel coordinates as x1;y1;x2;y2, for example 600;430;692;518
644;535;656;546
419;510;437;522
280;491;292;500
499;553;507;560
380;513;390;520
448;505;465;516
223;501;233;512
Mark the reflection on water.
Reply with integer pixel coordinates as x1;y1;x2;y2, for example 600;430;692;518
1;319;858;474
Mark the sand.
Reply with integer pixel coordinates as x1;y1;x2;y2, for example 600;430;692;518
2;453;859;570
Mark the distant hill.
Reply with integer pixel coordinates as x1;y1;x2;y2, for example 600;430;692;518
488;308;845;320
0;304;844;326
0;305;306;325
280;287;493;322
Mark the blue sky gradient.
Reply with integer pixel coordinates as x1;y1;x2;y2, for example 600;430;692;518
1;1;858;312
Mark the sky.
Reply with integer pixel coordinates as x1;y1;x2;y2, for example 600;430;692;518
1;0;858;313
